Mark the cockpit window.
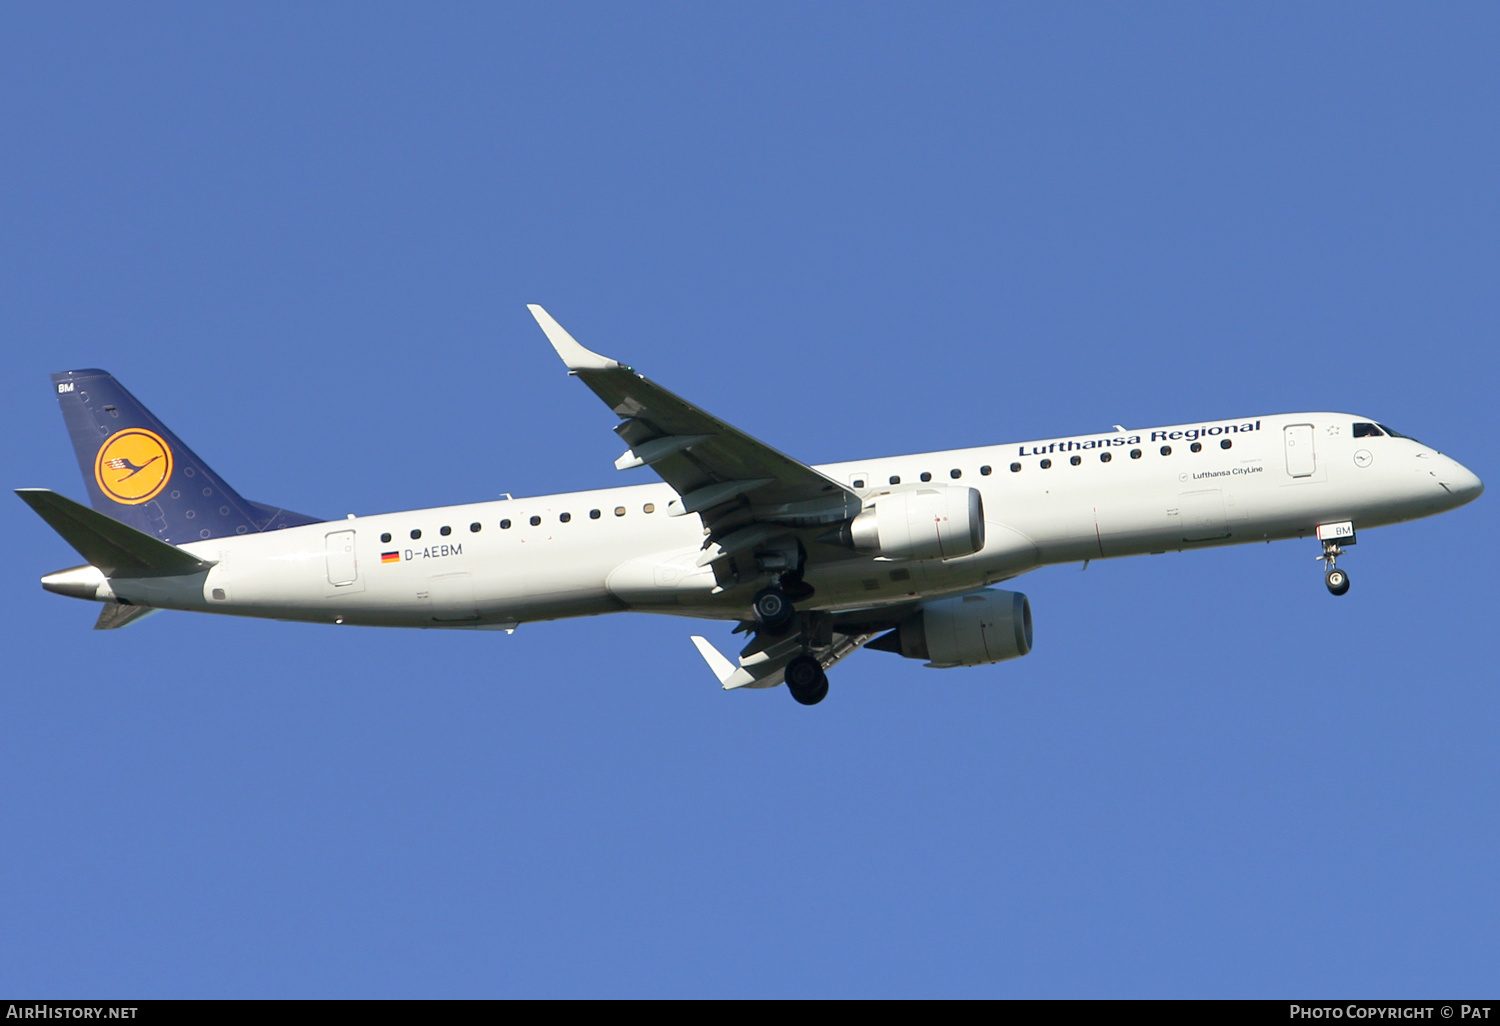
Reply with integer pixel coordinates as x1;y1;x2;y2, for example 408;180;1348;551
1378;423;1419;442
1352;422;1384;438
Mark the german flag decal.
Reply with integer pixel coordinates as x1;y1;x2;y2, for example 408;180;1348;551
381;551;400;564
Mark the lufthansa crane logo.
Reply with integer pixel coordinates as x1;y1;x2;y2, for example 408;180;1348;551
94;428;173;504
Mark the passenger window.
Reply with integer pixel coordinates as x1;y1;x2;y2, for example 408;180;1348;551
410;529;422;540
559;512;571;523
889;475;901;485
852;479;865;488
1101;452;1112;462
920;472;932;482
440;526;452;536
1190;442;1203;453
1040;459;1052;469
1070;455;1081;466
1353;422;1383;438
643;503;655;513
980;465;992;476
614;507;626;517
470;522;481;532
380;532;391;543
1130;449;1141;459
1220;439;1232;449
1160;445;1172;456
500;519;511;529
1009;462;1021;473
590;509;601;519
949;469;961;479
529;516;541;526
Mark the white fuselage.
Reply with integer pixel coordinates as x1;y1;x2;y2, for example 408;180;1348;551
92;413;1481;629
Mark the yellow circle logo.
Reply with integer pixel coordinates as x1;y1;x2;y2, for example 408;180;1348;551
94;429;173;505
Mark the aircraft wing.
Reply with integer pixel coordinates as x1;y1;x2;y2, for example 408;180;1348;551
690;629;880;690
528;306;860;535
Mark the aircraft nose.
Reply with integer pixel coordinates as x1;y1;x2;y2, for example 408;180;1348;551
1442;458;1484;506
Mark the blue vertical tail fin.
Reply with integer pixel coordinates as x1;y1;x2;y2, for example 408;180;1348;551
51;369;322;545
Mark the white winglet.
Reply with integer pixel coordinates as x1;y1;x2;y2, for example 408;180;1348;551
690;635;737;686
527;305;621;372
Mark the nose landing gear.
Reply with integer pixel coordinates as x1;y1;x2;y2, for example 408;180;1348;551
1318;540;1351;596
1315;522;1355;596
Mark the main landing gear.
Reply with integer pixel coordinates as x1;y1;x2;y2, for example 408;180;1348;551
746;568;829;705
751;571;813;635
750;589;829;704
752;586;795;634
1319;539;1351;596
785;654;829;706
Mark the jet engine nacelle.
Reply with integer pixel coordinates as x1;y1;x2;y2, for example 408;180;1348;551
868;588;1033;668
847;486;985;561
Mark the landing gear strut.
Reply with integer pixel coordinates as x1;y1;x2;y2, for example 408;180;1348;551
785;654;829;706
1319;540;1351;596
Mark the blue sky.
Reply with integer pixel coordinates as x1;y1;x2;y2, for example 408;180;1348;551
2;4;1497;997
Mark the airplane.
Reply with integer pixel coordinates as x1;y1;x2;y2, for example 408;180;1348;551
18;306;1484;706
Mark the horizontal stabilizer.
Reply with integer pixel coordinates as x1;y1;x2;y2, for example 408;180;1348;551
95;604;158;630
15;489;211;577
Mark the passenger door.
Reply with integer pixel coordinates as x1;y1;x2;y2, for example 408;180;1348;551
1283;424;1316;478
325;531;358;587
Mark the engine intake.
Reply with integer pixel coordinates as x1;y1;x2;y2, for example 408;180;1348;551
834;486;985;561
868;589;1032;668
